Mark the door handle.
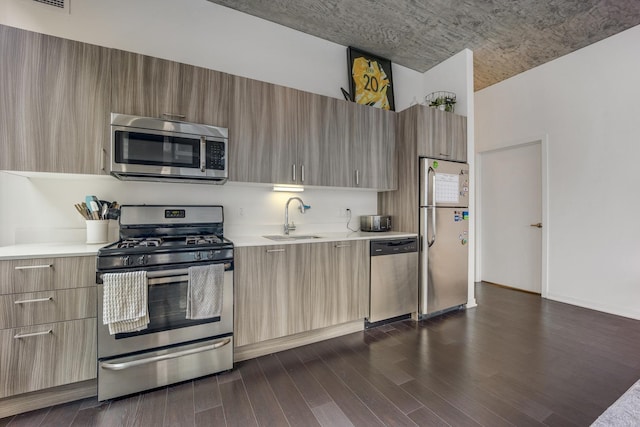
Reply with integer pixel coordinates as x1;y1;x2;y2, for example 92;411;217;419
530;223;542;228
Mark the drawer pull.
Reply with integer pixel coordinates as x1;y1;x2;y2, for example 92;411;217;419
335;244;351;248
14;297;53;304
14;264;52;270
162;112;186;119
14;329;52;339
100;338;231;371
266;249;285;253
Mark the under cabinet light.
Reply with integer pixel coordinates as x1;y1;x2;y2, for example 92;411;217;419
273;185;304;192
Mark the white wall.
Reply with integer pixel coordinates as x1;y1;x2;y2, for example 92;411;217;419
0;172;376;244
475;24;640;320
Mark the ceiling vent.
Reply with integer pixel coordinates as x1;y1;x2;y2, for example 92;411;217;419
31;0;70;13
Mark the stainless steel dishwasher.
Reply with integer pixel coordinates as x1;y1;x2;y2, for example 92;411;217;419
367;237;419;325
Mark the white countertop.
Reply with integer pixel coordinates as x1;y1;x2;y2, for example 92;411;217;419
226;231;417;247
0;232;417;259
0;242;110;260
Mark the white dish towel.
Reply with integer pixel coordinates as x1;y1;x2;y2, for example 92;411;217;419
187;264;224;319
102;271;149;335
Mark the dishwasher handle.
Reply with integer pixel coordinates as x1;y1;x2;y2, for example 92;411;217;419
370;238;418;256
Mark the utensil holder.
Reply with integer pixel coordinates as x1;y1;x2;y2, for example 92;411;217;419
86;220;109;244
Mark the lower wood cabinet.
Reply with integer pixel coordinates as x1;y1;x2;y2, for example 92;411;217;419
0;255;97;399
0;287;97;330
234;245;310;346
309;241;369;329
235;241;369;347
0;318;96;398
0;256;97;294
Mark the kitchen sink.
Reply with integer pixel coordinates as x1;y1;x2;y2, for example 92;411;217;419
262;234;322;241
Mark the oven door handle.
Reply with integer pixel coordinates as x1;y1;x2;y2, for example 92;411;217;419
100;338;231;371
147;275;189;286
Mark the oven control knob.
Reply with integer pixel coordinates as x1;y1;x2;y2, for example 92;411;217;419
136;255;147;265
121;256;131;266
194;252;201;261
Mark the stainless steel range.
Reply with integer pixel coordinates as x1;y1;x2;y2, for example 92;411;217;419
96;205;233;401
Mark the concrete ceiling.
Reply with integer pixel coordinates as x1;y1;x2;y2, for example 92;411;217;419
206;0;640;91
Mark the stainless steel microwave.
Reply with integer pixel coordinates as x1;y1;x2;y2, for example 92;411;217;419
109;113;228;184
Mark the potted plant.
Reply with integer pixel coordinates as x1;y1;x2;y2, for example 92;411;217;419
425;91;456;113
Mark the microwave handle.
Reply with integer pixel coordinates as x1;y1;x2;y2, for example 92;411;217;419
200;137;206;172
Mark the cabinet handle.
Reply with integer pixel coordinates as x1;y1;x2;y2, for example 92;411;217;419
101;148;106;172
14;264;52;270
355;169;360;186
266;248;285;253
439;153;451;157
14;297;53;304
292;164;296;182
14;329;52;339
335;244;351;248
161;113;186;119
301;164;305;183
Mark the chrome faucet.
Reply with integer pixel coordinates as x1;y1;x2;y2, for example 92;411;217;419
284;197;311;235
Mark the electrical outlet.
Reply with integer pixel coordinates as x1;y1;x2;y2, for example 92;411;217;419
338;208;350;218
239;207;244;217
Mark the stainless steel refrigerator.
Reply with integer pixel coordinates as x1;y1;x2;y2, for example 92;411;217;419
419;157;470;317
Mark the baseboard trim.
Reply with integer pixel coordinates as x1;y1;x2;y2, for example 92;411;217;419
482;281;541;296
0;379;97;419
234;320;364;362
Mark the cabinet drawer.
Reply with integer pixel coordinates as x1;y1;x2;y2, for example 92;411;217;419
0;287;97;329
0;318;97;398
0;256;96;294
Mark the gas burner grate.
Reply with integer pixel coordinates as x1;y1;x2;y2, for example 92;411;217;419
186;235;222;245
117;238;162;248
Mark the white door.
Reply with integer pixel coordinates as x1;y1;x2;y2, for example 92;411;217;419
479;141;542;293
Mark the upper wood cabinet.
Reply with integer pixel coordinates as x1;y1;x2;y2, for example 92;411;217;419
111;50;230;127
0;25;396;186
229;77;298;184
230;75;396;190
419;106;467;162
298;92;351;187
350;103;396;190
0;25;111;174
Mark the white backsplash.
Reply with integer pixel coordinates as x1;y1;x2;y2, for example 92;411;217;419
0;172;379;246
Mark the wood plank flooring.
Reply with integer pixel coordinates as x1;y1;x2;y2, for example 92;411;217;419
2;282;639;426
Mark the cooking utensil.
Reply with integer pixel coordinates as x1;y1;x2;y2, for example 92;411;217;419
85;195;101;220
74;204;91;220
101;203;109;219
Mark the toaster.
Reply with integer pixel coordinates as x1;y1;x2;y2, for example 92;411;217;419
360;215;392;232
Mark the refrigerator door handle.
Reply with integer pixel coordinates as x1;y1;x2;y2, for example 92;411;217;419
428;206;436;247
428;166;435;207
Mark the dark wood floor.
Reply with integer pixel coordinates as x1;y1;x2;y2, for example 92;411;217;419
3;282;640;426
